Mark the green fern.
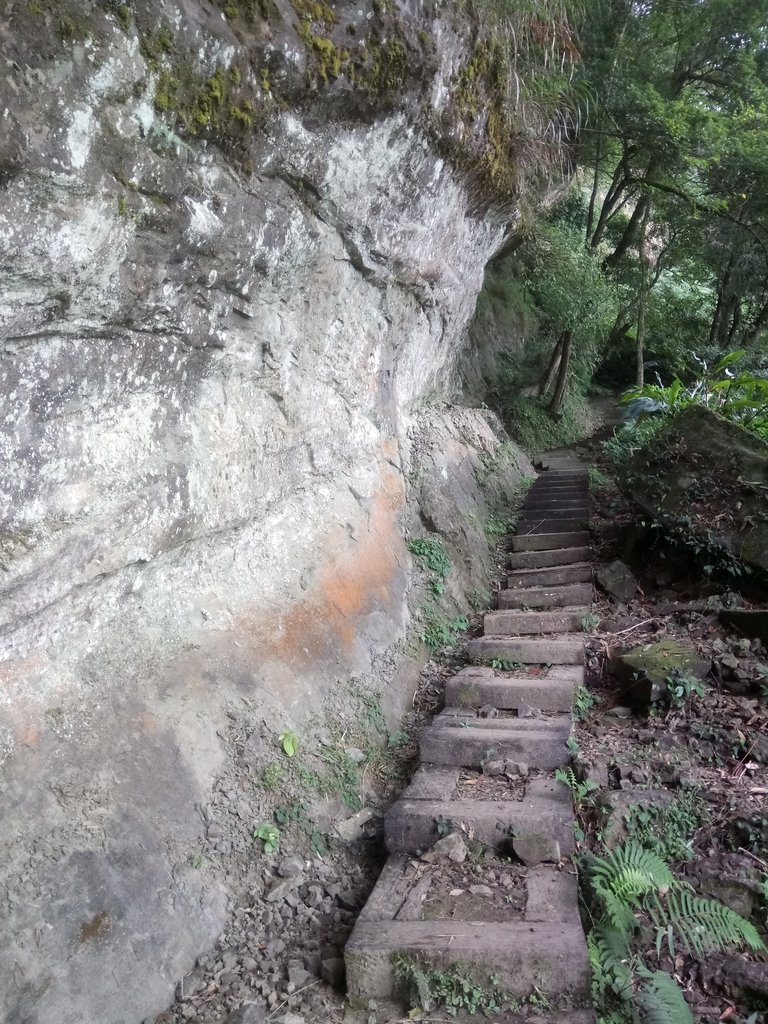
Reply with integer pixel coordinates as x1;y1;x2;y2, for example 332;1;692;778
650;890;764;958
635;967;693;1024
589;843;676;937
588;926;633;1001
584;841;765;1024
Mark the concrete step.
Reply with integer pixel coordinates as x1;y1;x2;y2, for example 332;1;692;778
499;581;593;608
507;564;592;588
509;546;591;570
484;607;590;635
399;766;570;803
468;635;584;664
445;665;582;711
528;481;588;492
527;485;588;497
346;918;591;1005
521;506;589;521
512;532;590;552
435;708;573;728
518;518;588;535
523;499;590;512
525;495;588;507
419;720;572;768
535;471;587;481
385;792;575;855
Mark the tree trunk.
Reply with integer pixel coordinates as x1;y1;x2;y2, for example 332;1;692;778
604;191;650;270
743;297;768;346
585;134;603;245
590;154;631;249
718;293;740;347
709;253;735;347
548;330;573;416
635;204;652;387
726;300;742;346
538;334;564;397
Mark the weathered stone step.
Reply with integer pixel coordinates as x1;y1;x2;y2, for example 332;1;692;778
523;499;590;512
512;531;590;552
419;722;571;768
385;794;574;855
436;708;573;729
528;481;588;492
445;665;582;710
525;486;586;496
499;581;593;608
468;635;584;664
346;919;591;1004
518;518;588;535
484;607;590;635
507;564;592;588
400;766;570;803
525;496;588;508
509;546;591;570
521;505;589;520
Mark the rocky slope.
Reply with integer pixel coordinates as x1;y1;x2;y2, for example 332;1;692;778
0;1;570;1020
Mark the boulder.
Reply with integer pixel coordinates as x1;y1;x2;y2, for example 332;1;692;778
512;835;560;866
596;560;638;603
422;833;468;863
612;638;710;704
623;407;768;577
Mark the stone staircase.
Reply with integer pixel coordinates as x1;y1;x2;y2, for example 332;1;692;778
344;454;596;1022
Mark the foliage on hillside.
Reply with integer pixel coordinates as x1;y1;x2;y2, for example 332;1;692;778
480;0;768;437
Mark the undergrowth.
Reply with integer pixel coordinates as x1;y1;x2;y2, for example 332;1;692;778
420;604;469;650
407;537;452;595
393;955;552;1017
622;789;705;864
394;957;507;1016
499;391;596;453
583;842;764;1024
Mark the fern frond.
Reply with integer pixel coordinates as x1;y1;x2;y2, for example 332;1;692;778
651;891;765;958
591;842;677;897
588;925;633;1000
589;842;677;935
635;968;693;1024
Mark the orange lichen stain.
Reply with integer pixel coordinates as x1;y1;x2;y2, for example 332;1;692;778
79;911;110;944
18;725;41;750
140;711;159;734
239;466;406;671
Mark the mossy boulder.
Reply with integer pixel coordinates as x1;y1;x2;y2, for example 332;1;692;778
623;406;768;580
612;638;711;705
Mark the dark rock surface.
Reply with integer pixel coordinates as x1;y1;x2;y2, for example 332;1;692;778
596;559;638;603
623;406;768;577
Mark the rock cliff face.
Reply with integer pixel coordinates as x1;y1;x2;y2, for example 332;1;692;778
0;1;555;1020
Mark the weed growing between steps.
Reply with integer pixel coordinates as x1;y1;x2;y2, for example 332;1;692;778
393;956;552;1018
